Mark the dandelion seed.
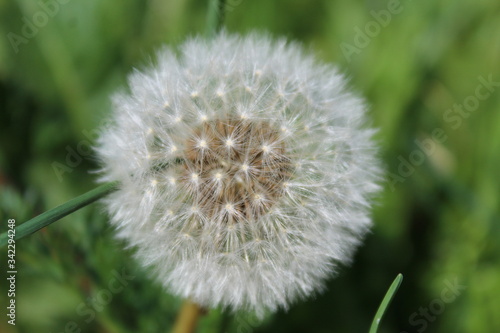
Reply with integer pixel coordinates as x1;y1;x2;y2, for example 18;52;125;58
198;140;207;148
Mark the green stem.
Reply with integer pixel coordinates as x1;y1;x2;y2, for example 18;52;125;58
0;181;119;247
206;0;226;37
369;273;403;333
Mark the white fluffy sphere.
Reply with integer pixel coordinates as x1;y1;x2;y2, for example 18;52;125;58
97;32;382;315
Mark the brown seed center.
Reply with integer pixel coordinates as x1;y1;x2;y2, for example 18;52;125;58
182;119;293;223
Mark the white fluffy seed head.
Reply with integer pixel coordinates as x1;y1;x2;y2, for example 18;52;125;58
96;32;382;316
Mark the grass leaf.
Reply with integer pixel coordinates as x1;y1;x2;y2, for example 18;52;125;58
369;273;403;333
0;181;118;247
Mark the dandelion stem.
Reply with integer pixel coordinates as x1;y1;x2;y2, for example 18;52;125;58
172;299;205;333
369;273;403;333
0;181;119;247
206;0;226;37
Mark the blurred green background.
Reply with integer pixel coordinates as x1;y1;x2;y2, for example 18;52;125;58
1;0;499;332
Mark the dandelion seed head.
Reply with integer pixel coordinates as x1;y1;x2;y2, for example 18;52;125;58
97;32;382;316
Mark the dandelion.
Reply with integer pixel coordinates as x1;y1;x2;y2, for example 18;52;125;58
96;32;382;316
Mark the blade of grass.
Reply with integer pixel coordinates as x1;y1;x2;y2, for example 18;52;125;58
0;181;118;247
369;273;403;333
206;0;226;37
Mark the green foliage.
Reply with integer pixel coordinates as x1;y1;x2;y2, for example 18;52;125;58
1;0;499;332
